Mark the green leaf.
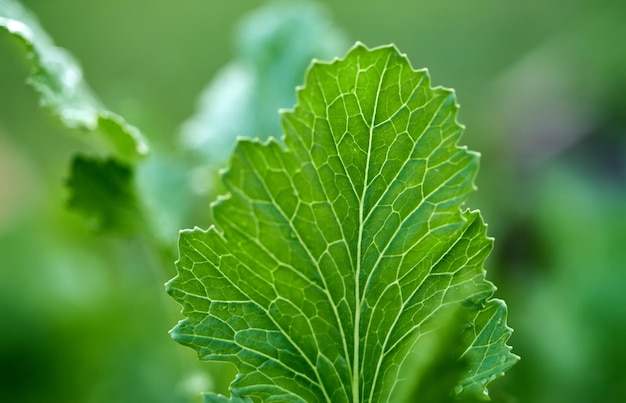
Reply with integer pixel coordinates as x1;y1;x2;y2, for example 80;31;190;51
0;0;148;162
167;43;517;402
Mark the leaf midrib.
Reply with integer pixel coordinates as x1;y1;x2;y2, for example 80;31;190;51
353;51;392;403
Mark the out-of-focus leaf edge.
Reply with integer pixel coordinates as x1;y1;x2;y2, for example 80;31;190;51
0;1;148;162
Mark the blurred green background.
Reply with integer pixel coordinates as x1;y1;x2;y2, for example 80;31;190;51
1;0;625;402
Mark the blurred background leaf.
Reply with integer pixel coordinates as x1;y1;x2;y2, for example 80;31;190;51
179;0;349;201
180;0;348;162
66;156;142;234
1;0;625;402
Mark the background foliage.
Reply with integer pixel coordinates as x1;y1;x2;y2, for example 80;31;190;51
1;0;625;402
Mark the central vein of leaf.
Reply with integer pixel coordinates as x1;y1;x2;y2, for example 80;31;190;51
353;54;390;403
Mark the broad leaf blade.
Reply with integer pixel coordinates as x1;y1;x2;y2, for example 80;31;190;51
168;43;516;402
0;0;148;162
